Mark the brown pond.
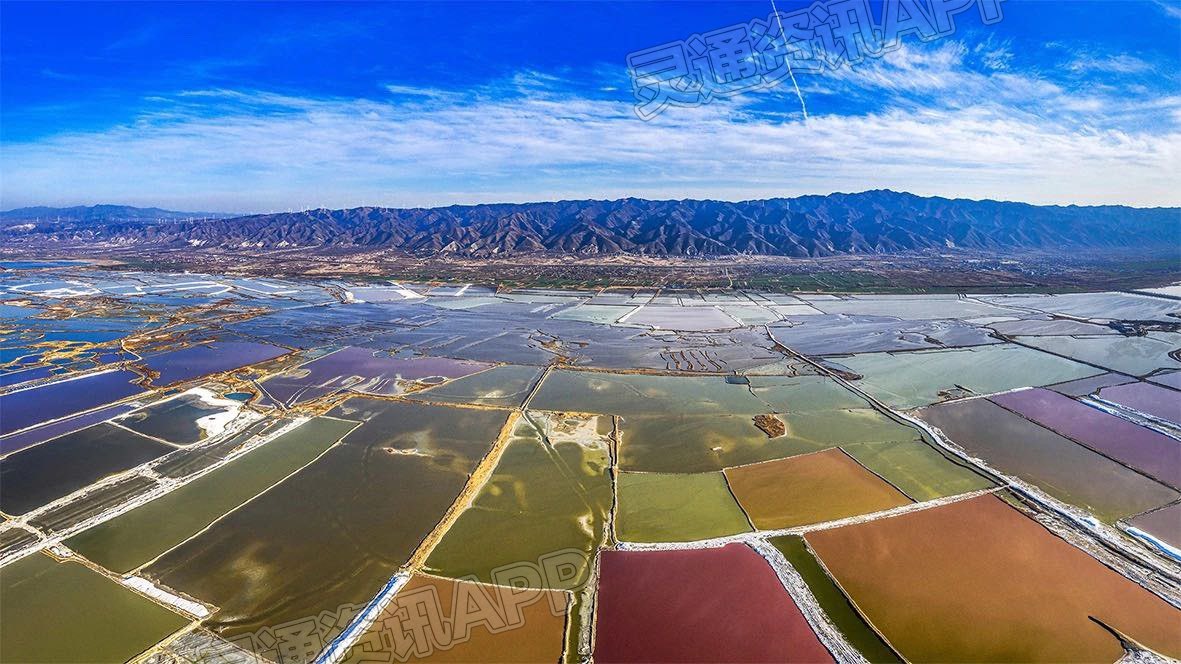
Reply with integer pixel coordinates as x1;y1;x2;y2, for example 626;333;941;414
807;494;1181;662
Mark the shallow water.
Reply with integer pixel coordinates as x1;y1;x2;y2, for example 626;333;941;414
117;391;238;445
840;344;1099;409
614;471;750;542
145;401;507;646
919;398;1177;522
260;346;490;405
1017;335;1181;377
810;296;1017;320
979;292;1181;323
530;370;769;416
142;340;289;386
424;413;612;590
405;364;543;407
807;495;1181;662
1;553;188;663
68;416;354;573
0;422;172;516
769;314;999;355
770;535;901;663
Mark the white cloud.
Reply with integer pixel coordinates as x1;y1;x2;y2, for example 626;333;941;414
818;42;971;92
1066;53;1154;74
1152;0;1181;20
3;62;1179;211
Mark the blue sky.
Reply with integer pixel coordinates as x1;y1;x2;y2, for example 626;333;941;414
2;0;1179;212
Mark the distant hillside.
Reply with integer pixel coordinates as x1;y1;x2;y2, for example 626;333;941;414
0;204;233;226
2;192;1178;258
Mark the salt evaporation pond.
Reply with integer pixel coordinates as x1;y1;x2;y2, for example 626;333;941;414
343;575;568;663
991;388;1181;487
919;399;1178;522
1097;381;1181;423
0;423;172;515
144;401;507;643
724;448;912;529
141;340;288;385
259;346;490;405
0;402;134;455
614;471;750;542
594;544;832;663
0;553;188;663
807;495;1181;662
406;364;543;407
0;369;144;436
425;413;612;591
839;344;1099;409
67;417;355;573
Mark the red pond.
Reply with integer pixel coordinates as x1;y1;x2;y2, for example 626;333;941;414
594;543;833;663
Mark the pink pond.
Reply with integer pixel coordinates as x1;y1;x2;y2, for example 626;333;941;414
594;543;832;663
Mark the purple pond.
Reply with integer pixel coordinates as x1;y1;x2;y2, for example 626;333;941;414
142;341;290;386
0;403;136;456
1097;382;1181;425
0;370;145;436
990;388;1181;488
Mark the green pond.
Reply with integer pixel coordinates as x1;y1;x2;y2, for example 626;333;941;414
424;412;612;590
529;370;770;416
770;535;902;663
839;344;1100;409
747;374;874;411
67;417;355;573
407;364;543;407
614;471;751;542
842;438;997;502
619;409;916;473
1;553;188;663
143;401;508;642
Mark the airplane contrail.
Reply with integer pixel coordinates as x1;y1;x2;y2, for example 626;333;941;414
770;0;810;123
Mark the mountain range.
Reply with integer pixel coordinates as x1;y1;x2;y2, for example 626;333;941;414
1;204;232;226
2;192;1177;258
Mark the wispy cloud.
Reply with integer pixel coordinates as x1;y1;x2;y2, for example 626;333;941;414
1066;53;1154;74
4;51;1179;211
384;84;461;101
39;68;80;81
1152;0;1181;20
973;35;1013;71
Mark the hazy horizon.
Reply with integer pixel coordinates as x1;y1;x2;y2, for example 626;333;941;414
7;187;1181;219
